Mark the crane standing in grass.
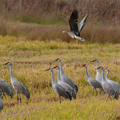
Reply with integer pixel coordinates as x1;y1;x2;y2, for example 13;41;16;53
53;66;76;99
56;58;78;93
83;64;103;95
90;59;102;83
62;9;89;44
105;68;120;93
97;66;119;100
4;62;30;102
0;78;14;98
45;68;71;103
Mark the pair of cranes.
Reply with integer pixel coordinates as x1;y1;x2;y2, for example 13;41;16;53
0;62;30;111
83;59;120;100
45;58;78;103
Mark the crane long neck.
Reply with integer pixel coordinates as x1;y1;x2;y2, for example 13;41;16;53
101;69;106;82
59;60;64;75
9;64;14;79
96;61;99;72
106;70;109;79
85;66;90;80
51;69;57;85
57;68;61;82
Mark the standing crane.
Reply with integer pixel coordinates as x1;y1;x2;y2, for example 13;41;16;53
4;62;30;102
55;58;78;93
45;68;71;103
90;59;102;83
62;9;89;44
105;68;120;93
83;64;103;95
0;98;3;111
53;66;76;99
97;66;119;100
0;78;14;98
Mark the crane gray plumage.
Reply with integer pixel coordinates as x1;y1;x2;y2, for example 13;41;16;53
97;66;119;100
0;98;3;111
90;59;102;83
56;58;78;93
62;9;89;44
53;66;76;99
4;62;30;102
83;64;103;95
0;78;14;98
45;68;71;103
105;68;120;93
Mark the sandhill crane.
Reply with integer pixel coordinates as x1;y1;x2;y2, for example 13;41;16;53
55;58;78;93
0;98;3;111
90;59;102;83
0;78;14;98
83;64;103;95
62;9;89;44
105;68;120;93
45;68;71;103
97;66;119;100
0;81;13;98
53;66;76;99
4;62;30;102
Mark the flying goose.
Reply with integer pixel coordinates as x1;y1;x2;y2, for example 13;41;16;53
62;9;89;44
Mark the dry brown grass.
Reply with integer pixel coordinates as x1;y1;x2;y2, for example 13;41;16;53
0;20;119;44
0;35;119;119
0;0;120;25
0;0;119;44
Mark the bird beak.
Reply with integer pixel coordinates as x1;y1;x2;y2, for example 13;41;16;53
44;69;50;71
90;60;95;62
83;64;85;67
52;66;56;69
3;63;8;65
55;58;59;61
97;67;101;69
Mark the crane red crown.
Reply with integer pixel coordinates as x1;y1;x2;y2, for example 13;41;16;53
83;64;86;67
98;66;101;69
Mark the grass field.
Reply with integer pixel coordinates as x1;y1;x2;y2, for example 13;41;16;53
0;1;120;119
0;34;120;119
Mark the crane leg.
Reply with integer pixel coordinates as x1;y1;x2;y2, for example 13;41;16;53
0;92;3;99
20;97;21;103
92;87;94;95
59;96;61;104
99;89;101;94
18;93;21;103
17;93;19;101
106;94;110;101
17;92;20;102
3;92;6;99
95;89;98;95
